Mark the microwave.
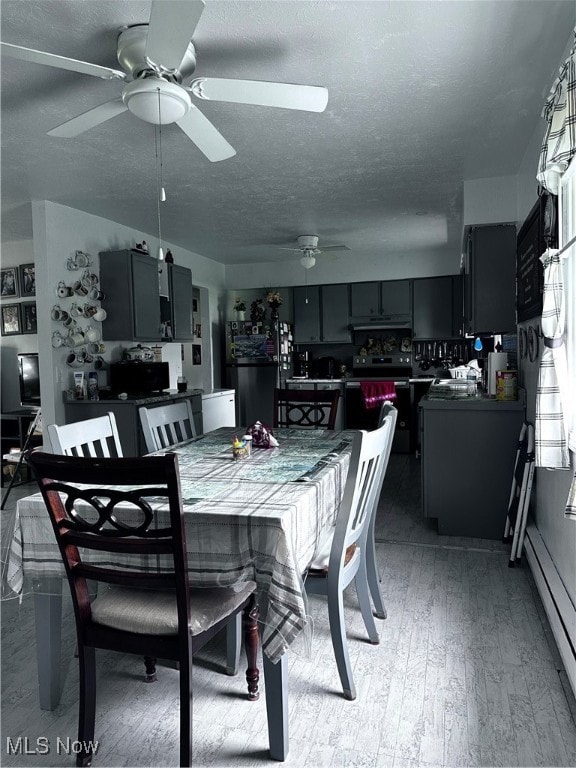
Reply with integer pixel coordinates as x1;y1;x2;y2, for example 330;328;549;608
109;361;170;395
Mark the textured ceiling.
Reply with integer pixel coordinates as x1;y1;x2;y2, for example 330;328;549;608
1;1;574;266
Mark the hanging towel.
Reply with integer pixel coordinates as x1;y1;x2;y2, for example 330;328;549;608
360;381;396;410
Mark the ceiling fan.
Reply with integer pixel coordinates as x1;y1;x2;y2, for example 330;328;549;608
279;235;350;268
0;0;328;162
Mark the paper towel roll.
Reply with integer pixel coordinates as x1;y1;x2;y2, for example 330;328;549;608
487;352;508;395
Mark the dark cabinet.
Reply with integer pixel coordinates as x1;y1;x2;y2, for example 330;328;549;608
350;280;411;321
293;286;321;342
100;250;161;342
167;264;194;341
462;224;517;334
413;276;457;339
350;282;380;317
321;284;350;342
294;285;350;343
380;280;412;320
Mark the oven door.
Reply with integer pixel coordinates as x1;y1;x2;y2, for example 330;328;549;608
344;380;411;453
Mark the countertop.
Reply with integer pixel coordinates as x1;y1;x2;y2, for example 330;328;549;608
420;389;526;410
286;377;436;384
201;389;235;399
66;389;203;405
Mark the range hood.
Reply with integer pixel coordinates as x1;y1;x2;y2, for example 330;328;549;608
349;318;412;331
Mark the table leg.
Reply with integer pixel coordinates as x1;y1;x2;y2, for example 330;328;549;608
33;578;63;710
263;651;289;761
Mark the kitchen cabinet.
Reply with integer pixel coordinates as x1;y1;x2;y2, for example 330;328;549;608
462;224;517;334
321;284;350;342
166;263;194;341
413;276;461;339
420;393;525;538
285;379;344;430
294;285;350;343
100;250;161;342
380;279;412;321
64;391;203;456
350;282;380;317
350;280;411;322
201;390;236;432
293;286;321;342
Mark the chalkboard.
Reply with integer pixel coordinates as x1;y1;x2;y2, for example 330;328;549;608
516;201;543;323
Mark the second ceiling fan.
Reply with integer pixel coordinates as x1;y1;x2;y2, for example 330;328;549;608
1;0;329;162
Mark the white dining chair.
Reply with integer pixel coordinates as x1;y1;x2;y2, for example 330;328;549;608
139;400;197;453
47;412;123;457
366;402;397;618
305;417;394;701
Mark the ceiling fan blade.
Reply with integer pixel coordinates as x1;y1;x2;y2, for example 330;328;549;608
146;0;205;71
176;104;236;162
278;247;302;252
0;42;126;80
190;78;329;113
320;245;351;252
47;99;128;138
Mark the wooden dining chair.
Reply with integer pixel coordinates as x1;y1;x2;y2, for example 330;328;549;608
304;418;394;701
139;400;197;453
47;412;123;458
366;402;397;619
273;387;340;430
26;450;260;768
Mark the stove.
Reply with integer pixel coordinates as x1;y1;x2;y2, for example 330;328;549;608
345;352;414;453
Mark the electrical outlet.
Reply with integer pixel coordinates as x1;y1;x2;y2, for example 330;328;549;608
55;367;63;383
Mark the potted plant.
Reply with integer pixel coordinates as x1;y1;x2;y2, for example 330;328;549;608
233;297;246;321
266;290;283;321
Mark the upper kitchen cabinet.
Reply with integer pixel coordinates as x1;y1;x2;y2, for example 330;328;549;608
293;285;321;342
166;263;194;341
380;279;412;322
413;276;462;339
100;250;161;342
321;284;350;342
350;282;380;317
350;279;411;323
462;224;517;334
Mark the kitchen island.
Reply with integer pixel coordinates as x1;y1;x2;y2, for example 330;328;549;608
420;389;526;539
64;389;203;456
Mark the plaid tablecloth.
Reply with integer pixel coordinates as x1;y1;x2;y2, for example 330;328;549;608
5;428;352;663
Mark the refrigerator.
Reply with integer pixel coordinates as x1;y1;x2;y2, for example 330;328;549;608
225;320;293;428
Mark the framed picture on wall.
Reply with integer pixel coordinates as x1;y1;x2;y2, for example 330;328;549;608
1;267;19;298
21;302;37;334
1;303;21;335
19;263;36;297
192;344;202;365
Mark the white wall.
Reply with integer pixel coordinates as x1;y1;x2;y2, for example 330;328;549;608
225;245;461;291
27;200;226;437
0;240;38;411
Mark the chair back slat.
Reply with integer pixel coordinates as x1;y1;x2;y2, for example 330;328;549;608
139;401;197;453
26;450;190;630
329;412;396;572
274;388;340;430
48;412;123;458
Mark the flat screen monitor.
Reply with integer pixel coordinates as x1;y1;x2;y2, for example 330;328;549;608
18;352;41;407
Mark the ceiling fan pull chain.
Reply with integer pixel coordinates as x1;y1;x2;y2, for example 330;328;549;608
155;89;164;261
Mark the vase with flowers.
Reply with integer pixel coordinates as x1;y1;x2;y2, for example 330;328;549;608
233;297;246;321
250;298;266;324
266;290;283;322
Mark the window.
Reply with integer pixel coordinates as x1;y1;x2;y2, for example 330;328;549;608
559;154;575;451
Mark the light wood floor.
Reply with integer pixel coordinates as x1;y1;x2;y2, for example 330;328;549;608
2;455;575;767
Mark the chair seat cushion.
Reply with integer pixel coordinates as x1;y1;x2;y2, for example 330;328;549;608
308;527;356;574
91;581;256;636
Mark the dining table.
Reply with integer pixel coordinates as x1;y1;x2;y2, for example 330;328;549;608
4;426;353;761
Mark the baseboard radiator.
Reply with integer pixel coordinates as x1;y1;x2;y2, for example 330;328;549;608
525;523;576;697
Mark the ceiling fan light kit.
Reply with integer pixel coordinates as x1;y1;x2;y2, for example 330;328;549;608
300;253;316;269
122;79;191;124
